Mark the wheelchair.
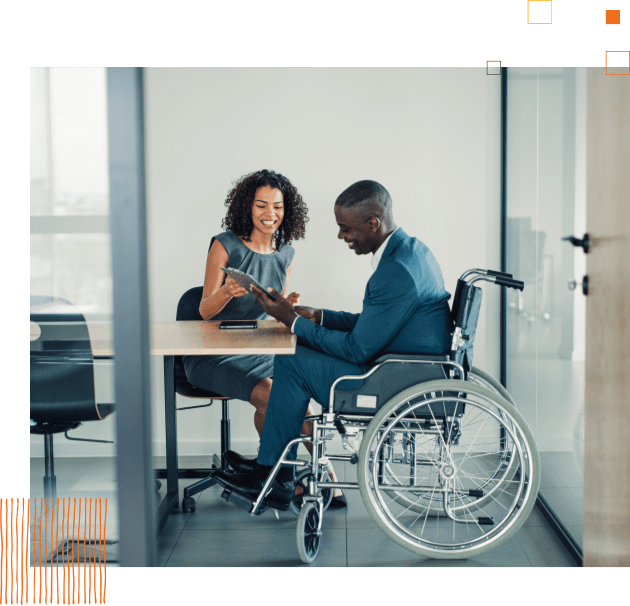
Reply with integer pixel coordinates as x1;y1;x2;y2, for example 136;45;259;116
223;268;540;563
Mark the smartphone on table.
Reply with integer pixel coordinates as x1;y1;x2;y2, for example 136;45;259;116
219;320;258;329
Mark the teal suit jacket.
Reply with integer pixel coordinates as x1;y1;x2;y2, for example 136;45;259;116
294;228;452;365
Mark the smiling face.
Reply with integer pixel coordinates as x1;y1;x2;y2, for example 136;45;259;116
335;204;379;255
251;186;284;236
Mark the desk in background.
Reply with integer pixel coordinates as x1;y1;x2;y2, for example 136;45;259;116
31;319;296;532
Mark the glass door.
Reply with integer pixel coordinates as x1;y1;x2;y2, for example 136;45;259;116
30;68;120;569
505;67;586;554
31;67;157;569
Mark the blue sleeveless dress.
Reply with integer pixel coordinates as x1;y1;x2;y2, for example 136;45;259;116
183;231;295;401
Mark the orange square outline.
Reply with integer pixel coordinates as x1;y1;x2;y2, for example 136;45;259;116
606;10;621;25
605;51;630;75
527;0;553;25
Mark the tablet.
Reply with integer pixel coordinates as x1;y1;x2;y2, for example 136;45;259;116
219;267;277;301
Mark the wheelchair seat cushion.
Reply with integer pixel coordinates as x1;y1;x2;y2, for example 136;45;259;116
334;354;450;416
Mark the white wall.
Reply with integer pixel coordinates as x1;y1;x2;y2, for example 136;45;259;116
40;68;501;458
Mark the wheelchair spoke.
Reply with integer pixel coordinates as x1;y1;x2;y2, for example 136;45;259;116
419;472;442;534
458;413;489;466
455;452;500;488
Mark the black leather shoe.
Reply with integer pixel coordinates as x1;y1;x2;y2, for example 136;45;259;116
214;465;295;511
328;494;348;509
223;450;258;473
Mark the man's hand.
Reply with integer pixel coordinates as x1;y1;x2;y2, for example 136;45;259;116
294;306;323;325
250;285;299;328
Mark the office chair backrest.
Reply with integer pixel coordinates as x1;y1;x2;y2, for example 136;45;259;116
176;286;205;322
174;286;219;397
30;297;107;424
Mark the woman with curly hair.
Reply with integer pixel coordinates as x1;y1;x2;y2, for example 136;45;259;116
183;169;346;506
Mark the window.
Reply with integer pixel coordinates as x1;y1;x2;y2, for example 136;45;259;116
30;68;112;316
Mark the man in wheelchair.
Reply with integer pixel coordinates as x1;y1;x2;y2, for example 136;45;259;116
215;179;453;509
215;180;538;563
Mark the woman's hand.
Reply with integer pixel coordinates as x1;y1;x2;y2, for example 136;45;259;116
286;292;300;306
223;276;248;298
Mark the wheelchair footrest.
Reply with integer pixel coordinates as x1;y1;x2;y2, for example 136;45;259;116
265;499;290;512
221;488;269;515
477;516;494;526
468;489;484;498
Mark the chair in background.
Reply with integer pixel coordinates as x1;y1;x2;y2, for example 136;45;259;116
30;297;115;501
174;286;233;513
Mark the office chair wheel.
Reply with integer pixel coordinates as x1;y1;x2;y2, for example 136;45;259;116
358;380;540;559
296;501;321;564
182;496;196;513
155;479;162;493
290;468;333;516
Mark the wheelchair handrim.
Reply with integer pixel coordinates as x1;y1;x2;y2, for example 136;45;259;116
364;390;535;554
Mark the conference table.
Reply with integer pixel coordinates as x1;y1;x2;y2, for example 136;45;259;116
33;319;297;533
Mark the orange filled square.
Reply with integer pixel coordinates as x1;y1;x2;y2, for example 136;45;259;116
606;10;620;24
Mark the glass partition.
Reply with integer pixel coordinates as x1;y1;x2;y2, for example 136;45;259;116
505;67;586;552
30;68;119;568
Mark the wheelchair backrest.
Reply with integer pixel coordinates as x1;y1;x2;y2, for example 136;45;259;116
450;280;483;372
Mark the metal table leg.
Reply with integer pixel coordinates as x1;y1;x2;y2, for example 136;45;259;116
156;355;179;533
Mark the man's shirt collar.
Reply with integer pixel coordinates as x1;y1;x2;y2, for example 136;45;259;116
371;227;399;272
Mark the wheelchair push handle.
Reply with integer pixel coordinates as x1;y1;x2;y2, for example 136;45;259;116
486;269;513;279
495;276;525;291
460;268;513;283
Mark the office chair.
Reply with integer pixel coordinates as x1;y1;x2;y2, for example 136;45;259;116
30;297;115;501
175;286;232;513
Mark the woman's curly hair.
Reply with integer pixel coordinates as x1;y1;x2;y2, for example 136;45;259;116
222;169;309;249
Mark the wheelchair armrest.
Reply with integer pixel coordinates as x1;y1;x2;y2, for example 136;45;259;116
372;353;450;365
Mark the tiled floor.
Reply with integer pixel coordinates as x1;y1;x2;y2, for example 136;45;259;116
506;356;585;551
31;457;578;567
540;451;584;548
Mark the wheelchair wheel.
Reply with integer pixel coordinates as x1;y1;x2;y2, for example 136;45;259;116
357;380;540;559
296;501;321;564
385;368;520;516
290;467;333;516
468;366;516;407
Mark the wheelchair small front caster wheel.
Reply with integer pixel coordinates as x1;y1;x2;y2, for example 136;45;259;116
290;468;333;516
296;501;321;564
182;497;196;513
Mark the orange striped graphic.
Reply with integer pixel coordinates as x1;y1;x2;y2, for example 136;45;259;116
0;499;108;604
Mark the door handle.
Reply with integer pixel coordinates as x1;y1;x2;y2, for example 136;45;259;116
562;233;590;253
568;275;589;296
